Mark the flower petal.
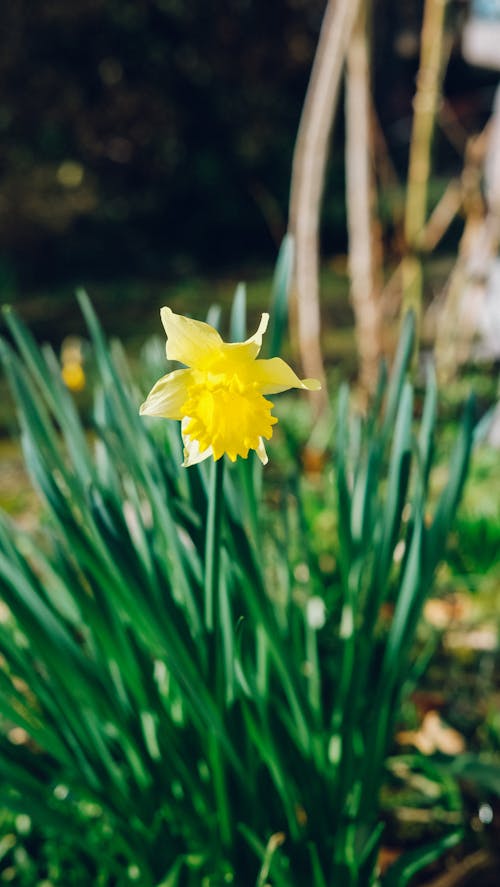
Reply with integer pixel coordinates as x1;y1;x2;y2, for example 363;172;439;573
245;312;269;347
241;312;269;355
249;357;322;395
256;437;269;465
139;368;193;419
181;418;213;467
222;313;269;361
161;307;223;367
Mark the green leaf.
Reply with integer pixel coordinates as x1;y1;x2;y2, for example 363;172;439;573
230;281;247;342
267;234;293;359
382;829;463;886
376;381;413;590
381;310;415;442
424;394;475;578
417;362;437;488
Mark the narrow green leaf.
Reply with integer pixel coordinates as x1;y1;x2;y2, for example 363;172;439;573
376;381;413;590
424;394;475;577
381;310;415;442
230;282;247;341
382;829;463;887
417;362;437;488
308;842;328;887
267;234;293;359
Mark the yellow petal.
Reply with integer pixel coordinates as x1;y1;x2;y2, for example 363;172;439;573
245;312;269;348
139;368;193;419
221;313;269;362
161;306;223;367
181;418;213;467
248;357;322;395
239;312;269;356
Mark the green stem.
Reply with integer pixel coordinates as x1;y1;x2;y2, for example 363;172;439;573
204;456;225;632
204;458;232;854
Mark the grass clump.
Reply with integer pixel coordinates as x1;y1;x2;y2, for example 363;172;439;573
0;264;475;885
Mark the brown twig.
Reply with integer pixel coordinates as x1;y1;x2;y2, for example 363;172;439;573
345;1;383;398
421;180;462;252
401;0;449;333
288;0;362;413
424;849;497;887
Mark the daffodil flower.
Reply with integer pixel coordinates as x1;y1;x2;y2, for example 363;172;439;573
140;307;321;466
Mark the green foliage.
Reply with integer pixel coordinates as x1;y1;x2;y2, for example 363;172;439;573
447;446;500;597
0;275;474;885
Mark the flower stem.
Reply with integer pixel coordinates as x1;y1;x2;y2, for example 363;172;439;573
204;456;225;632
204;458;232;853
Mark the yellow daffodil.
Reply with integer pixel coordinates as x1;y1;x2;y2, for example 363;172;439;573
140;307;321;466
61;336;86;392
61;362;86;392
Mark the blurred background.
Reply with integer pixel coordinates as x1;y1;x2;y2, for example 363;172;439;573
0;0;497;345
